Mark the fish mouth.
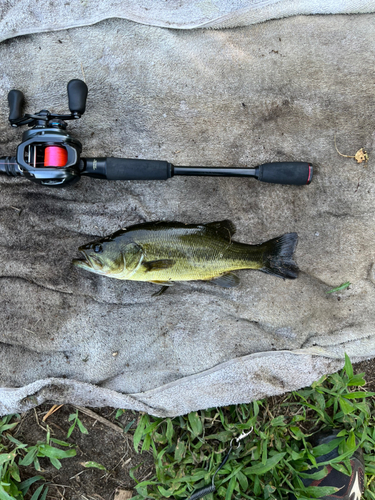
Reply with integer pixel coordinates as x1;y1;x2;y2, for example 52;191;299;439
73;250;104;272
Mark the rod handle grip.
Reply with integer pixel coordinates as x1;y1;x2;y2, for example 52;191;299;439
84;158;173;180
8;90;24;123
257;162;313;185
67;79;88;116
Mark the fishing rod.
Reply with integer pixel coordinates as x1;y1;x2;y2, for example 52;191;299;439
0;80;313;188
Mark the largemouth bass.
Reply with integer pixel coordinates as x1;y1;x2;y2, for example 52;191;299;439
73;220;299;292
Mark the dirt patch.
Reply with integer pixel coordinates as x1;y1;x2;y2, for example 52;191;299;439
13;405;154;500
8;358;375;500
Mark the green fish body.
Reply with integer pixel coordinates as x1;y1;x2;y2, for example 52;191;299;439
73;220;299;289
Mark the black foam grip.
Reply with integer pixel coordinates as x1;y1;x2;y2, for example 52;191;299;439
257;162;313;185
67;79;88;115
8;90;24;122
105;158;172;180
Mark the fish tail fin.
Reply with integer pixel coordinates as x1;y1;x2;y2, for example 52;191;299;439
260;232;299;279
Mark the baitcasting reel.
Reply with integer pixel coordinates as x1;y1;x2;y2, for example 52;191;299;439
0;80;313;187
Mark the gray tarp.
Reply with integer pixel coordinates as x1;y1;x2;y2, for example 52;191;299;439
0;0;375;36
0;5;374;417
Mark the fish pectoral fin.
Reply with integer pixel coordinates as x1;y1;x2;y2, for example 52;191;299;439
204;220;236;241
143;259;175;272
210;272;240;288
149;280;174;286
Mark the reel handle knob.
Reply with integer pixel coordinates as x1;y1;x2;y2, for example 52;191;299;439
67;79;88;116
8;89;24;124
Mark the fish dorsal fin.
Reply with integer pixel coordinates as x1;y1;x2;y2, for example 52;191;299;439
210;272;240;288
124;242;143;272
204;220;236;241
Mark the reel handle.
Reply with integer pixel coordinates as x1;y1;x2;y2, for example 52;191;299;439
67;79;88;116
8;90;24;124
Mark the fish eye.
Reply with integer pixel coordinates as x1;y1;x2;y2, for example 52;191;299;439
93;244;103;253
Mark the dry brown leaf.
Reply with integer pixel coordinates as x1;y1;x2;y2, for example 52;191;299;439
114;490;133;500
354;148;369;164
334;135;369;164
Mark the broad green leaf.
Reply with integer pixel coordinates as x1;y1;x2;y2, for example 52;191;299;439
5;434;26;448
33;456;41;471
243;452;286;475
304;486;339;497
166;419;174;445
342;431;356;454
83;461;106;470
298;466;328;480
262;439;268;465
67;422;76;438
30;484;44;500
339;397;354;414
271;416;286;427
8;464;20;482
225;476;237;500
237;471;248;491
40;486;49;500
290;426;304;440
133;415;148;452
157;485;175;498
51;438;73;447
313;392;326;410
124;419;136;433
0;424;18;433
312;437;342;458
19;448;37;466
264;484;276;500
253;475;261;496
331;462;352;476
177;471;207;483
141;433;151;452
344;353;354;378
253;401;259;417
347;374;366;387
49;457;62;469
38;444;76;459
19;476;44;495
0;453;16;466
0;486;14;500
115;409;125;419
291;449;305;460
174;440;186;462
206;431;233;442
188;412;203;437
77;419;89;435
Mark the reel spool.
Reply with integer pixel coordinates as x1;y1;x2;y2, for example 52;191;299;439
44;146;68;167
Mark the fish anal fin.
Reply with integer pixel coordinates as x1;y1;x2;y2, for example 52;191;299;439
149;280;174;285
143;259;175;272
204;220;236;241
152;285;170;297
210;272;240;288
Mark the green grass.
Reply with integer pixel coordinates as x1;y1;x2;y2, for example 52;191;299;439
129;354;375;500
1;355;375;500
0;419;76;500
